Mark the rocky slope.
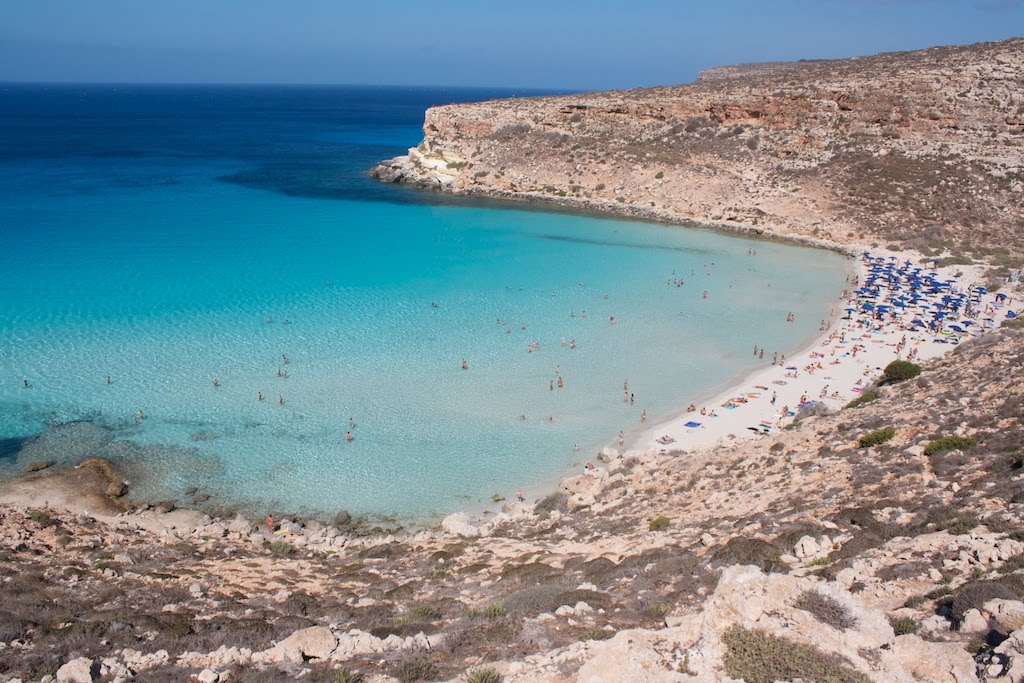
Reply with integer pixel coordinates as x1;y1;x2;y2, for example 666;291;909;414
2;324;1024;681
373;39;1024;264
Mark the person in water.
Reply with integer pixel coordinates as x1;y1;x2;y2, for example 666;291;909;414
461;358;468;370
345;431;353;442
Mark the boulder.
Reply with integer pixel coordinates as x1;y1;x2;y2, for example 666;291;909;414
576;629;688;682
56;657;96;683
960;608;990;633
441;512;480;538
334;509;352;527
275;626;338;663
794;535;819;558
986;599;1024;634
879;634;977;683
25;461;51;472
197;669;219;683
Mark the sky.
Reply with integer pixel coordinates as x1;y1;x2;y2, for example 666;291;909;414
0;0;1021;90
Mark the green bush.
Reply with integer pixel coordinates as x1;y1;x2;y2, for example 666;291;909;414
648;515;671;531
889;616;918;635
882;360;921;383
721;624;870;683
465;668;504;683
923;436;977;456
28;509;55;526
845;390;879;409
858;427;895;448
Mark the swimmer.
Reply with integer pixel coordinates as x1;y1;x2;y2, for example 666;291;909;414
107;375;111;385
461;358;468;370
258;391;263;402
640;409;647;423
516;489;525;502
138;409;145;420
702;290;708;299
557;376;564;389
349;417;355;428
431;301;439;308
609;314;616;324
213;377;220;387
573;443;581;452
345;431;353;442
282;354;289;365
581;310;587;318
23;379;29;388
550;380;554;391
555;365;560;376
569;339;576;349
561;337;566;347
278;396;284;405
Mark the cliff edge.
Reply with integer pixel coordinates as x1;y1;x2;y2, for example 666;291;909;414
373;39;1024;260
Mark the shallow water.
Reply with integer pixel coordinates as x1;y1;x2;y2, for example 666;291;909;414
0;84;849;520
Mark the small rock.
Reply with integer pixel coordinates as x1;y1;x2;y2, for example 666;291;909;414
25;461;51;472
189;583;205;598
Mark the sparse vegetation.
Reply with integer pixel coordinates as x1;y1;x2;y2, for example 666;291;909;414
28;509;55;526
889;616;918;635
648;515;671;531
334;668;366;683
858;427;895;448
845;389;878;409
394;657;440;682
794;591;858;630
721;625;870;683
465;667;504;683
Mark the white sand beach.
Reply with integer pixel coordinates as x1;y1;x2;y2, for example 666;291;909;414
636;249;1017;454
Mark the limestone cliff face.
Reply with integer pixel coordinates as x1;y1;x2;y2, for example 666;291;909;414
373;39;1024;254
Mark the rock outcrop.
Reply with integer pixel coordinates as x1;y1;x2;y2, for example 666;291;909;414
373;39;1024;258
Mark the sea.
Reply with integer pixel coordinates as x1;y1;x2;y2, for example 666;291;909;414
0;84;850;521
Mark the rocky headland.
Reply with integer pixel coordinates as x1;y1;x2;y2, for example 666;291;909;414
3;39;1024;683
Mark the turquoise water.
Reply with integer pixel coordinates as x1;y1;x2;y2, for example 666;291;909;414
0;85;849;520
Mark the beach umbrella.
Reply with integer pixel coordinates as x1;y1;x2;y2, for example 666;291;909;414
948;324;964;332
1009;311;1019;319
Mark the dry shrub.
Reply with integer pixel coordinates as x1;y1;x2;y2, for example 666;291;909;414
721;625;870;683
793;591;858;630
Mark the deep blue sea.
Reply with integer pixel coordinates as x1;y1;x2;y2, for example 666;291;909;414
0;84;849;520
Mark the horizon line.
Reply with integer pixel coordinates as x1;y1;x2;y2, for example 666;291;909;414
0;80;586;93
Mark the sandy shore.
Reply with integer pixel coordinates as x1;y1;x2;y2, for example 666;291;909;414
635;248;1011;454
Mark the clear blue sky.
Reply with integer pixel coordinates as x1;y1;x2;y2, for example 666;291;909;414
1;0;1020;90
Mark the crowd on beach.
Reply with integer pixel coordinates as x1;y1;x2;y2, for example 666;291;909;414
647;251;1016;452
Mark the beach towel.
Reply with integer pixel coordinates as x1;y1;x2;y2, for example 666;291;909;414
684;421;702;428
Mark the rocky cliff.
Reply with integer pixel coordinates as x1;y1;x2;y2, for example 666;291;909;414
373;39;1024;261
